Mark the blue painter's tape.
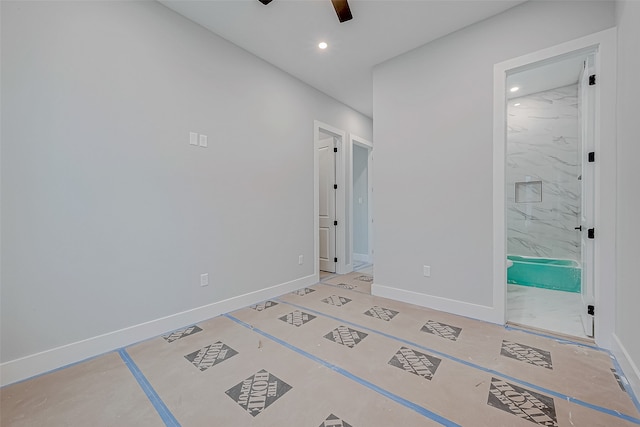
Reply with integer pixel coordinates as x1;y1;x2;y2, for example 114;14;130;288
223;314;460;427
118;349;181;427
277;299;640;425
506;322;640;415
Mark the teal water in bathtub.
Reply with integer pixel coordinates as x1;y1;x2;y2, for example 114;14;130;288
507;255;581;293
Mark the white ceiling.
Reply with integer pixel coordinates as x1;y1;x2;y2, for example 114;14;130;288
160;0;527;118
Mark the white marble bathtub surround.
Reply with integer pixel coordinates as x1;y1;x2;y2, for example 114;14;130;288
506;84;581;261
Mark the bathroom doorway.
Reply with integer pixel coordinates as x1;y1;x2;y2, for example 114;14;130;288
494;28;617;348
504;51;596;340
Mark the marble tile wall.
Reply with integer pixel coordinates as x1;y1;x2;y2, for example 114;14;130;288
506;84;581;261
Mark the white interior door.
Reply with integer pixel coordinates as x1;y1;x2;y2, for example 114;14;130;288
319;137;337;273
579;54;596;338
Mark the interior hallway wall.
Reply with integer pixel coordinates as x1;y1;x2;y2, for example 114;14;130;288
0;0;372;373
614;0;640;393
372;1;614;309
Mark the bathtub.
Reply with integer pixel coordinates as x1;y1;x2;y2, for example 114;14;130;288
507;255;581;293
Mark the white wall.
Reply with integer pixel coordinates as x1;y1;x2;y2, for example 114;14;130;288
614;0;640;394
0;0;372;380
352;145;369;256
372;1;614;313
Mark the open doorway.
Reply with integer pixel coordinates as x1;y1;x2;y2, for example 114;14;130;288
314;121;348;278
313;123;375;293
493;28;617;347
504;52;595;340
350;134;373;278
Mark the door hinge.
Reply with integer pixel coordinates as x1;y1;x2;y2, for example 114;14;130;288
588;228;595;239
588;152;595;163
587;305;595;316
334;184;338;189
333;147;338;153
334;257;338;263
589;74;596;86
334;220;338;226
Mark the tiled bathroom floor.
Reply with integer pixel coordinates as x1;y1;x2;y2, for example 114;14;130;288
2;272;639;426
507;284;588;340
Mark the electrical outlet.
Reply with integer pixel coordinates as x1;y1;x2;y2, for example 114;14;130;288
298;255;304;265
423;265;431;277
200;273;209;287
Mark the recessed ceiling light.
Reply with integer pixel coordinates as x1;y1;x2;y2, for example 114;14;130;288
510;86;520;93
514;103;521;106
318;42;328;50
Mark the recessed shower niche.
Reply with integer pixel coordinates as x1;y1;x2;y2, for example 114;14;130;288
515;181;542;203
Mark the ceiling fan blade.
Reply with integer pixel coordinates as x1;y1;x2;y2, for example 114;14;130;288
258;0;273;5
331;0;353;23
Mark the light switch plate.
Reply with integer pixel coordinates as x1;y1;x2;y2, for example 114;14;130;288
189;132;198;146
199;134;208;148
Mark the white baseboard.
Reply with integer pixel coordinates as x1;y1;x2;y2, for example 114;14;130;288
371;282;503;325
353;253;371;264
0;273;317;387
611;333;640;405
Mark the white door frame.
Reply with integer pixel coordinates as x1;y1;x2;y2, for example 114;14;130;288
314;120;349;275
492;28;617;348
349;134;374;267
579;53;597;338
